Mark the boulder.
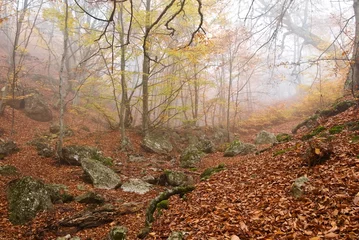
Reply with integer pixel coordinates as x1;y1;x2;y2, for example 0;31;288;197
159;170;193;187
0;165;18;176
61;145;112;166
195;137;215;153
224;141;256;157
75;191;104;204
121;178;152;194
179;146;204;168
0;140;19;160
7;177;53;225
291;175;309;198
81;158;121;189
30;138;54;158
49;124;74;137
108;226;128;240
255;130;278;145
24;92;53;122
142;134;173;154
46;184;74;203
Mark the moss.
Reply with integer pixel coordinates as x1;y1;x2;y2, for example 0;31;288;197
302;126;326;140
320;100;356;118
0;165;18;176
292;114;318;134
346;121;359;131
200;163;226;181
329;125;344;134
156;200;169;210
273;149;288;157
276;133;292;143
351;135;359;144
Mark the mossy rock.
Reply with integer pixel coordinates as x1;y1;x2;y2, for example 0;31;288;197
75;191;104;204
224;141;256;157
329;125;344;134
292;114;319;134
108;226;128;240
200;163;226;181
7;177;53;225
46;184;74;203
161;170;194;187
0;165;18;176
276;133;292;143
179;146;204;168
320;100;356;118
61;145;112;166
0;140;19;160
302;126;326;141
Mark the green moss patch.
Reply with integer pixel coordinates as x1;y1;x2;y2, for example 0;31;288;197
276;133;292;143
329;125;344;134
302;126;326;140
200;163;226;181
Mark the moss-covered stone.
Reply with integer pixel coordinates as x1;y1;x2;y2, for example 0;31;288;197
7;177;53;225
224;141;256;157
61;145;112;166
75;191;104;204
0;165;18;176
320;100;356;118
329;125;344;134
292;114;319;134
302;126;326;140
161;170;193;186
200;163;226;181
179;146;204;168
273;149;288;157
276;133;292;143
0;140;19;160
108;226;128;240
46;184;74;203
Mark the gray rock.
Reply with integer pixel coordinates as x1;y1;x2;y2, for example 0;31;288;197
121;178;152;194
0;140;19;160
142;134;173;154
128;154;146;163
161;170;193;187
75;191;105;204
291;175;309;198
49;124;74;137
46;184;74;203
81;158;121;189
61;145;112;166
24;92;53;122
142;175;157;184
224;141;256;157
196;137;215;153
167;231;185;240
179;146;204;168
108;226;127;240
7;177;53;225
255;130;278;145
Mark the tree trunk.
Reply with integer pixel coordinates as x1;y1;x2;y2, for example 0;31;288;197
57;0;69;158
350;0;359;91
142;0;151;136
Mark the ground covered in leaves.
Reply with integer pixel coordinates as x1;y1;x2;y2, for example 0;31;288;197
1;98;359;239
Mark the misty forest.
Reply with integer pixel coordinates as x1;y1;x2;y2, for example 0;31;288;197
1;0;359;239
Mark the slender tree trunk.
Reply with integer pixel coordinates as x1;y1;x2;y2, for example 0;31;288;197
57;0;69;158
351;0;359;91
227;58;233;142
142;0;151;136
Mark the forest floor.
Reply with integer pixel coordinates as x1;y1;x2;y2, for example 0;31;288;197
1;98;359;239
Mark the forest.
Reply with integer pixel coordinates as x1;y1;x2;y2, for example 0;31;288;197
1;0;359;239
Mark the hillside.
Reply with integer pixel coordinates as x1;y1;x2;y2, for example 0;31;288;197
1;96;359;240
